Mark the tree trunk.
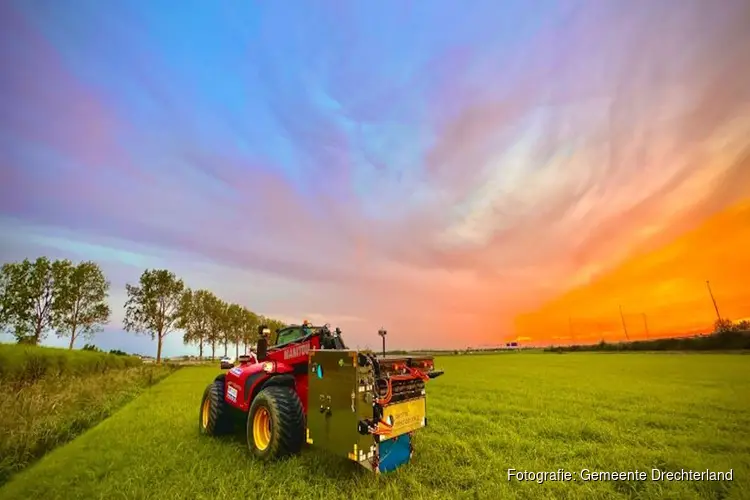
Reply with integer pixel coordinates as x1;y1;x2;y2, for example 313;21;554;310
235;342;239;358
223;341;228;357
35;317;43;344
157;334;163;364
199;341;204;360
211;343;216;360
68;325;78;350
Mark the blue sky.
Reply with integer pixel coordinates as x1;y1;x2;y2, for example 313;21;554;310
1;0;749;355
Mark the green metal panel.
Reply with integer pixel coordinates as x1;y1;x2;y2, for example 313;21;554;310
307;350;376;461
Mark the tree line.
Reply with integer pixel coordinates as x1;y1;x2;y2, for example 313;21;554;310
0;257;287;363
544;318;750;353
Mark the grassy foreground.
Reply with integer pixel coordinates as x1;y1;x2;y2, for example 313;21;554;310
1;353;749;499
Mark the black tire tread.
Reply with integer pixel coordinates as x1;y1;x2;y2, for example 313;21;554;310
199;379;233;436
247;385;305;460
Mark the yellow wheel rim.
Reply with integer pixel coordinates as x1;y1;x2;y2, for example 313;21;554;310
201;399;210;428
253;407;272;450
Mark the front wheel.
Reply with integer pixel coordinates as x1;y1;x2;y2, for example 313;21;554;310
247;386;305;460
198;378;233;436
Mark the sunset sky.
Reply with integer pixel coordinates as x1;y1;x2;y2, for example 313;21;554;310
1;1;749;355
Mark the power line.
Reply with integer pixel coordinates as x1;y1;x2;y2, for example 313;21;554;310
619;305;630;341
568;315;575;342
706;280;721;321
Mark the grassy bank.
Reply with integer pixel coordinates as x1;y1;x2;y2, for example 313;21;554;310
0;360;175;485
0;343;142;385
1;354;749;499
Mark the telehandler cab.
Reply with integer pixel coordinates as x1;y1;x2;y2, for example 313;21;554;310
199;322;444;473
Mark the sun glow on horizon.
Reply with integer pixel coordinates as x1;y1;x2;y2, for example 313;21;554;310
514;200;750;344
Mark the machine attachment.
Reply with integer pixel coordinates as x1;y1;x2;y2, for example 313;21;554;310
377;433;413;473
306;349;439;473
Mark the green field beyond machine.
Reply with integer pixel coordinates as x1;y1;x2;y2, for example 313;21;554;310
198;323;444;473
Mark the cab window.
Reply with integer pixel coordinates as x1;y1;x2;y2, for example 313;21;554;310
274;327;304;346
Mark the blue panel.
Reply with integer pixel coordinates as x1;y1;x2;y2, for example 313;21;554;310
378;434;412;473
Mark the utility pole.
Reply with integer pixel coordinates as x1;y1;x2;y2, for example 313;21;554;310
378;328;387;357
619;305;630;341
706;280;721;321
568;315;574;341
642;313;649;339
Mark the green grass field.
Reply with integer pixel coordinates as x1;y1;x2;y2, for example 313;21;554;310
1;353;748;500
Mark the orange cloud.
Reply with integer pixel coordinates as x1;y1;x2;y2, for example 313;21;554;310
514;200;750;344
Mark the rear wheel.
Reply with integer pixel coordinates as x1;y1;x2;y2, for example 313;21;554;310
247;386;304;460
198;377;233;436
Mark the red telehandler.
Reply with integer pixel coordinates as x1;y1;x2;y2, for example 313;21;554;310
199;322;444;473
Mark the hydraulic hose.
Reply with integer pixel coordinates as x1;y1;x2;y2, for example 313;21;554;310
375;366;430;406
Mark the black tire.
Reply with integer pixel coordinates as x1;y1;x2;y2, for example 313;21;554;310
246;386;305;460
198;378;233;436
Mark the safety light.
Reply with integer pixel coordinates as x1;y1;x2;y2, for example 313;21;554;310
262;361;275;373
